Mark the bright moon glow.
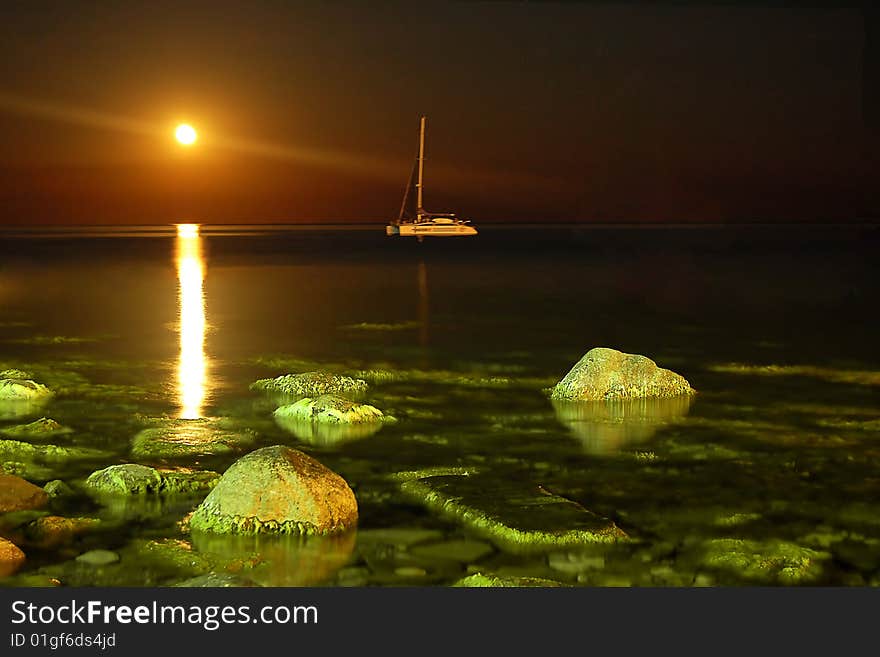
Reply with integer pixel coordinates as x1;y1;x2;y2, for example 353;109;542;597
175;224;207;419
175;123;197;146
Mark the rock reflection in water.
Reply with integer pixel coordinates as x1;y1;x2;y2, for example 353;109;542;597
552;395;693;455
190;529;356;586
273;414;383;446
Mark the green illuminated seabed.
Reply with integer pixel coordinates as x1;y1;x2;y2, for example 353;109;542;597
0;225;878;587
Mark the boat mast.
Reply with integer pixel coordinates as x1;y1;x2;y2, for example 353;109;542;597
416;115;426;220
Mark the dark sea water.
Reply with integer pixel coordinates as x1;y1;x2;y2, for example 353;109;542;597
0;223;878;587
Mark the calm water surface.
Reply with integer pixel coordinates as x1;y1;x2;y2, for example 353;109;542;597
0;224;878;586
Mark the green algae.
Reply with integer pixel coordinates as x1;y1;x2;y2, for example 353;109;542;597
341;321;422;332
399;472;627;552
694;538;828;584
709;363;880;386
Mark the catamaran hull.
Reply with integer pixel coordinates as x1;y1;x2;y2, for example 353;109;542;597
388;224;478;237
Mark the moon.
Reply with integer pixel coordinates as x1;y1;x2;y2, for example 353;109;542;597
175;124;197;146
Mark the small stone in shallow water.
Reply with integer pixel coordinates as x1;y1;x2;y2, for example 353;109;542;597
75;549;120;566
394;566;428;578
0;537;26;577
43;480;75;498
0;418;71;439
274;394;389;425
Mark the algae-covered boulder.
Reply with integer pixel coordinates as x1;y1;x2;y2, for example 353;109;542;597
0;418;72;440
550;347;694;401
399;470;626;552
189;445;358;535
251;371;368;398
131;419;257;460
85;464;219;495
0;473;49;513
552;395;693;455
0;537;26;577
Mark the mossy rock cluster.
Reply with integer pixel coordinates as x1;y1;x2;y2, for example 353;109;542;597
0;438;107;462
453;572;566;587
250;371;368;397
189;445;358;535
695;538;829;584
550;347;694;401
0;377;53;401
84;463;220;496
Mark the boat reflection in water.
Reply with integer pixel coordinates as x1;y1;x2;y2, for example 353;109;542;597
552;395;693;456
175;223;209;419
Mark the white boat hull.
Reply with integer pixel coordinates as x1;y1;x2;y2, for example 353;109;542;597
388;223;477;237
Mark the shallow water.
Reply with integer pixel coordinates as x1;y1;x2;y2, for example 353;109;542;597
0;224;878;586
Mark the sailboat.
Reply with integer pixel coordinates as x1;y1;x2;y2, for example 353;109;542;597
386;116;478;237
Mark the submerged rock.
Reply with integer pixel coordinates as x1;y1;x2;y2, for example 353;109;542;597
43;480;75;498
189;445;358;535
0;474;49;513
0;438;107;462
453;572;565;587
250;371;368;397
399;471;626;552
552;395;693;455
0;417;71;440
75;549;120;566
85;464;219;495
174;572;258;587
0;537;26;577
694;538;828;584
23;516;101;549
131;419;257;459
550;347;694;401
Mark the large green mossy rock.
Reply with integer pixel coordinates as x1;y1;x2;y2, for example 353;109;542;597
399;471;627;552
251;371;368;397
189;445;358;535
84;464;220;496
0;418;72;440
131;419;257;459
550;347;694;401
694;538;828;584
552;395;693;455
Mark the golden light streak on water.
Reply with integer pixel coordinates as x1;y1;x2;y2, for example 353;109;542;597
175;224;208;418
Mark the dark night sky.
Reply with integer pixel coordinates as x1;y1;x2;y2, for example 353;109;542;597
0;1;876;224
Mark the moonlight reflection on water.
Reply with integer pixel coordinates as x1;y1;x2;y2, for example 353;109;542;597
175;224;208;419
